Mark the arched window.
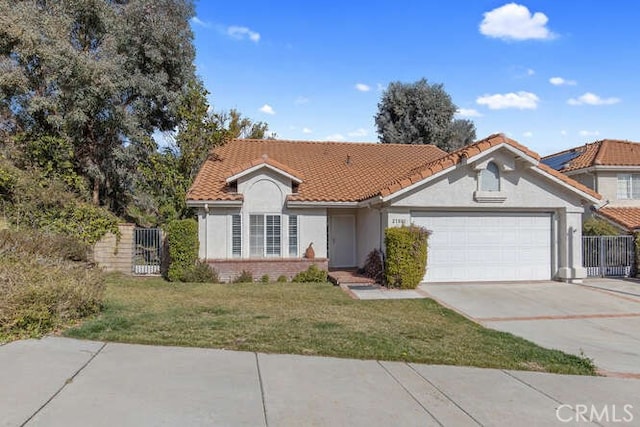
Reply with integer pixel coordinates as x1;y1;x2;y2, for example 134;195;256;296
480;162;500;191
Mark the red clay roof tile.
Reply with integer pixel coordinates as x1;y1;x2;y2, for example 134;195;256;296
187;139;446;202
597;207;640;230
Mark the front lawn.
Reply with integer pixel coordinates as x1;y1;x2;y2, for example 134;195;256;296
64;275;596;375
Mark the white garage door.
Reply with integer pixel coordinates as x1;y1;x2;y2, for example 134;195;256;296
411;212;552;282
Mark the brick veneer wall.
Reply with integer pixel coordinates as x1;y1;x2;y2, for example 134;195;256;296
207;258;329;282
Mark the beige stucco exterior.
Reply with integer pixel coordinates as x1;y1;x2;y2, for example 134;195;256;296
568;169;640;207
192;145;597;282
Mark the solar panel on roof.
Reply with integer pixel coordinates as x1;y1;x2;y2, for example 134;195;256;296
541;150;582;170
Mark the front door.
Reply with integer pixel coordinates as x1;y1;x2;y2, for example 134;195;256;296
328;215;356;268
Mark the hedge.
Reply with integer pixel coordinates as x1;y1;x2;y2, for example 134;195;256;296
292;264;327;283
165;219;199;282
582;217;620;236
384;225;430;289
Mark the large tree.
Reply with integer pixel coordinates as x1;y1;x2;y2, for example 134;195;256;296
0;0;196;211
133;80;274;225
375;79;476;152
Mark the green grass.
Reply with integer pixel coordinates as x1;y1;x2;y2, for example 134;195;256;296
64;275;596;375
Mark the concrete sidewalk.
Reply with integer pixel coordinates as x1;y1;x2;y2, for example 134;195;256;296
2;337;639;426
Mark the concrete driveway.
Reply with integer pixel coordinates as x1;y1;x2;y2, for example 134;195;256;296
2;337;640;426
420;279;640;377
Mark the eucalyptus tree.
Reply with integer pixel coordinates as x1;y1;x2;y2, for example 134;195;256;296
133;79;274;225
0;0;197;211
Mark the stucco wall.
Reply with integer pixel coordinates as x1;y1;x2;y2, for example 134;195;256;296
296;208;328;258
393;157;584;210
588;171;640;206
198;208;231;259
356;207;381;266
240;170;289;212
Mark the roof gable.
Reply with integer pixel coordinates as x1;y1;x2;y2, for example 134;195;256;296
226;155;304;184
377;134;600;201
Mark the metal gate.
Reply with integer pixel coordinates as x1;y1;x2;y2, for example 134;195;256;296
582;235;635;277
133;228;163;275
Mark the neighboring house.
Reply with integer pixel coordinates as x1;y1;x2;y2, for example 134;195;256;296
187;133;600;283
542;139;640;232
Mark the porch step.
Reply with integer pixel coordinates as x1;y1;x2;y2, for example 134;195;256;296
328;269;377;286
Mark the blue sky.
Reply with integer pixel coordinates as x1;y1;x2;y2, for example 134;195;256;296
190;1;639;155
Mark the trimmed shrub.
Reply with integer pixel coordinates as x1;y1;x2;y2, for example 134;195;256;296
180;261;219;283
276;275;288;283
165;219;199;282
384;225;430;289
260;274;270;284
583;217;620;236
292;264;327;283
233;270;254;283
363;248;384;283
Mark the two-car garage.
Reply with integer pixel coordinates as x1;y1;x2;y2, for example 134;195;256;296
411;212;553;282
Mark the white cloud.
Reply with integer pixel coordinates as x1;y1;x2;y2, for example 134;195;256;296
227;26;261;43
325;133;345;141
347;128;367;137
355;83;371;92
294;96;309;105
479;3;554;41
376;83;385;92
302;127;312;134
456;108;483;118
549;76;577;86
191;17;212;28
527;68;535;76
560;130;568;136
476;91;539;110
259;104;275;115
579;130;600;137
567;92;620;106
523;131;533;137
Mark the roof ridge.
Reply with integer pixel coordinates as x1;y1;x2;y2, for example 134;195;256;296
231;138;446;149
541;143;589;160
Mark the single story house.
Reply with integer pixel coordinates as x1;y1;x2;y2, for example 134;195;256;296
186;133;600;283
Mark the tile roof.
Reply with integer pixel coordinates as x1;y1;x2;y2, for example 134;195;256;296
596;207;640;230
187;139;447;202
187;134;600;203
542;139;640;172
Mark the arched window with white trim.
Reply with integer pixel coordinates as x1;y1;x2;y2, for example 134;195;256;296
480;162;500;191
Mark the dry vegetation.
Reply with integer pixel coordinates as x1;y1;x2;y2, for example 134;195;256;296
0;230;105;342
